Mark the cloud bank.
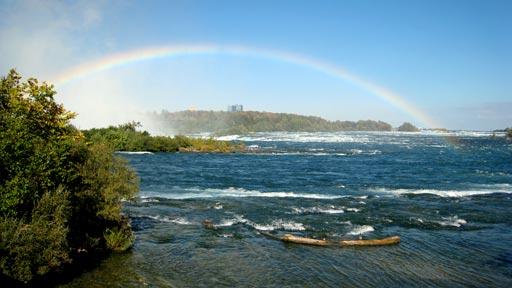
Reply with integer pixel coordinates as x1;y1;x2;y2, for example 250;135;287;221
0;0;144;129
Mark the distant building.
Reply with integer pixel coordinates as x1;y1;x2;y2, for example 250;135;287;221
227;104;243;112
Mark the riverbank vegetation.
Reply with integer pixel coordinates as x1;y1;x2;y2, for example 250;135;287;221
83;122;244;152
0;70;138;284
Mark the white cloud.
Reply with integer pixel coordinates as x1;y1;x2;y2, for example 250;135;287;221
0;0;144;128
0;0;105;76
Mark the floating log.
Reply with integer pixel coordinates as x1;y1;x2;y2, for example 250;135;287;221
280;234;400;247
339;236;400;246
281;234;330;246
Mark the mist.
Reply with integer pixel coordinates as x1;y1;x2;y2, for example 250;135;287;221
0;0;148;130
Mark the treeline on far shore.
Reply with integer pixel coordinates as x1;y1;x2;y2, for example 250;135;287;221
146;110;421;135
82;122;244;153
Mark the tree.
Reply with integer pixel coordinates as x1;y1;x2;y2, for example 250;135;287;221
397;122;420;132
0;70;138;283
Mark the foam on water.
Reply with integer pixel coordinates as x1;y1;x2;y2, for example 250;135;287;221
143;187;343;200
291;206;345;214
217;132;370;143
214;215;306;231
251;219;306;231
215;215;247;227
346;208;361;212
437;216;467;227
140;197;160;203
347;225;374;235
115;151;154;155
143;215;194;225
370;184;512;198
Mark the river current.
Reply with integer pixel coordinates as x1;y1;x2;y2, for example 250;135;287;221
63;131;512;287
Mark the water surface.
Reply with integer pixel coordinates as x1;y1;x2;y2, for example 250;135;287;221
63;131;512;287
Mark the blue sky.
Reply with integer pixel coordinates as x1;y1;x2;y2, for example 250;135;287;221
1;0;511;130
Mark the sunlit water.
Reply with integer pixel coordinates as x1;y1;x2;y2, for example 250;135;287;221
63;132;512;287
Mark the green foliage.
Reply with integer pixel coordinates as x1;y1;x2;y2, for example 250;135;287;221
0;187;71;282
0;70;139;283
83;124;243;153
104;227;134;252
146;110;395;135
397;122;420;132
507;128;512;138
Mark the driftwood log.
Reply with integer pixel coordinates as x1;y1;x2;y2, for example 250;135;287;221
202;220;400;247
280;234;400;247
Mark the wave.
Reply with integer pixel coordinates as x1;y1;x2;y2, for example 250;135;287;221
115;151;154;155
214;215;305;231
245;149;379;157
475;170;511;177
369;184;512;198
254;152;339;156
410;216;467;228
216;130;502;144
142;215;194;225
215;215;247;227
142;187;343;200
346;208;361;212
140;197;160;203
437;216;467;227
217;132;371;143
347;225;374;235
251;219;306;231
291;206;345;214
349;149;381;155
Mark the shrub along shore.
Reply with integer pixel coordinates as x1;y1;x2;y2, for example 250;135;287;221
0;70;242;285
82;122;245;153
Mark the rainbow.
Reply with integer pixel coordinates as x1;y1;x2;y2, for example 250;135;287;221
52;44;441;128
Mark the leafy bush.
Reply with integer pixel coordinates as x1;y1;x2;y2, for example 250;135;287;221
104;227;134;252
82;123;243;152
0;70;139;283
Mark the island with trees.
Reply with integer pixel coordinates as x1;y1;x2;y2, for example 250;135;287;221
146;110;420;135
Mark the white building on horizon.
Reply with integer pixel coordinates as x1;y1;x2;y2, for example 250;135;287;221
227;104;243;112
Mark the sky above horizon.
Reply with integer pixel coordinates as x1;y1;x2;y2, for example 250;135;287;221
1;0;511;130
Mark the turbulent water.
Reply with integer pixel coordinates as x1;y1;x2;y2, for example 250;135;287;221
64;131;512;287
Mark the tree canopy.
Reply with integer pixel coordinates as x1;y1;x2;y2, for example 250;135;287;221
0;70;138;283
397;122;420;132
